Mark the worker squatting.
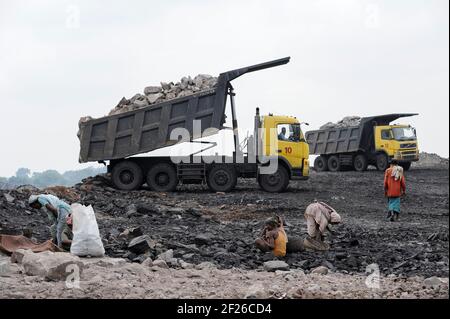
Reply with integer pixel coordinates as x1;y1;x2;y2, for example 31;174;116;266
27;161;407;255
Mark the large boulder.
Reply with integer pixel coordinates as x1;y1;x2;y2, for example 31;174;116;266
128;235;155;254
21;250;84;281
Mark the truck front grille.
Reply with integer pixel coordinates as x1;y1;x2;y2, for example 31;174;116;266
400;143;417;149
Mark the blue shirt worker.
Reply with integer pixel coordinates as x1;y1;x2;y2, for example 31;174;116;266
28;194;72;248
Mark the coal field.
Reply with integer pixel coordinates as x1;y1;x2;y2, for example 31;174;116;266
1;168;448;278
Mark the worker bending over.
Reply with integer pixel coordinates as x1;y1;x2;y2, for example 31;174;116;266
384;160;406;222
303;201;341;251
255;216;287;257
28;194;73;249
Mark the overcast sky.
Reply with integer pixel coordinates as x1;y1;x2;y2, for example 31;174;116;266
0;0;448;177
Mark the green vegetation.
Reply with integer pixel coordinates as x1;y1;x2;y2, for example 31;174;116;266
0;166;106;189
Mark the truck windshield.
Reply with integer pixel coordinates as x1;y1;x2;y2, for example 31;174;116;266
277;124;303;142
392;127;416;141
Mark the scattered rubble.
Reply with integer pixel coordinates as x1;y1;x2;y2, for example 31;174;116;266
0;253;447;298
320;116;361;129
0;167;448;298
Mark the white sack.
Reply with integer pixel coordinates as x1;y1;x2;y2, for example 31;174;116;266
70;203;105;257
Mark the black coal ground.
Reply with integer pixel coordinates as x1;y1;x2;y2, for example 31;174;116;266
0;168;448;278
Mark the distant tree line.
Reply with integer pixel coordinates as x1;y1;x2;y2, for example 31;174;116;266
0;166;106;189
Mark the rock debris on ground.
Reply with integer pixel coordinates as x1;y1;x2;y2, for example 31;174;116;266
0;166;448;298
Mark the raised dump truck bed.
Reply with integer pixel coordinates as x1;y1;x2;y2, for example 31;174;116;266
78;57;290;163
306;113;419;172
76;57;313;193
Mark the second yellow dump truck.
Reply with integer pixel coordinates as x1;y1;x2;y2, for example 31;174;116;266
306;114;419;172
78;57;309;192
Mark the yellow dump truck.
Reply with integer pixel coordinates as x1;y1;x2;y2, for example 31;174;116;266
78;57;309;192
305;114;419;172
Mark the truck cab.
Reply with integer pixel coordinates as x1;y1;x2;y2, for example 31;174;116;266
261;114;310;180
374;124;419;170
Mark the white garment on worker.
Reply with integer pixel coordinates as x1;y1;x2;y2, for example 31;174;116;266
30;194;71;247
304;202;341;237
391;165;404;181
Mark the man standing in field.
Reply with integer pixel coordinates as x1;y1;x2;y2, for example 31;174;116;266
384;160;406;222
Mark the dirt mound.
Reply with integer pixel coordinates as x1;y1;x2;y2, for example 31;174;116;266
413;152;449;169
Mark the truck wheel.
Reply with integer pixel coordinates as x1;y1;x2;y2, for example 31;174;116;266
327;156;341;172
353;154;368;172
314;156;328;172
258;166;289;193
207;165;237;192
376;153;389;171
146;163;178;192
112;161;144;191
400;162;412;171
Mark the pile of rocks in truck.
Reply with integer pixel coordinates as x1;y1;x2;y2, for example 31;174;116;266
79;74;218;124
320;116;361;129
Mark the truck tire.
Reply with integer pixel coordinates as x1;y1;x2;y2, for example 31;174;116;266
353;154;368;172
207;165;237;192
146;163;178;192
327;155;341;172
376;153;389;171
314;156;328;172
400;162;412;171
112;160;144;191
258;165;289;193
